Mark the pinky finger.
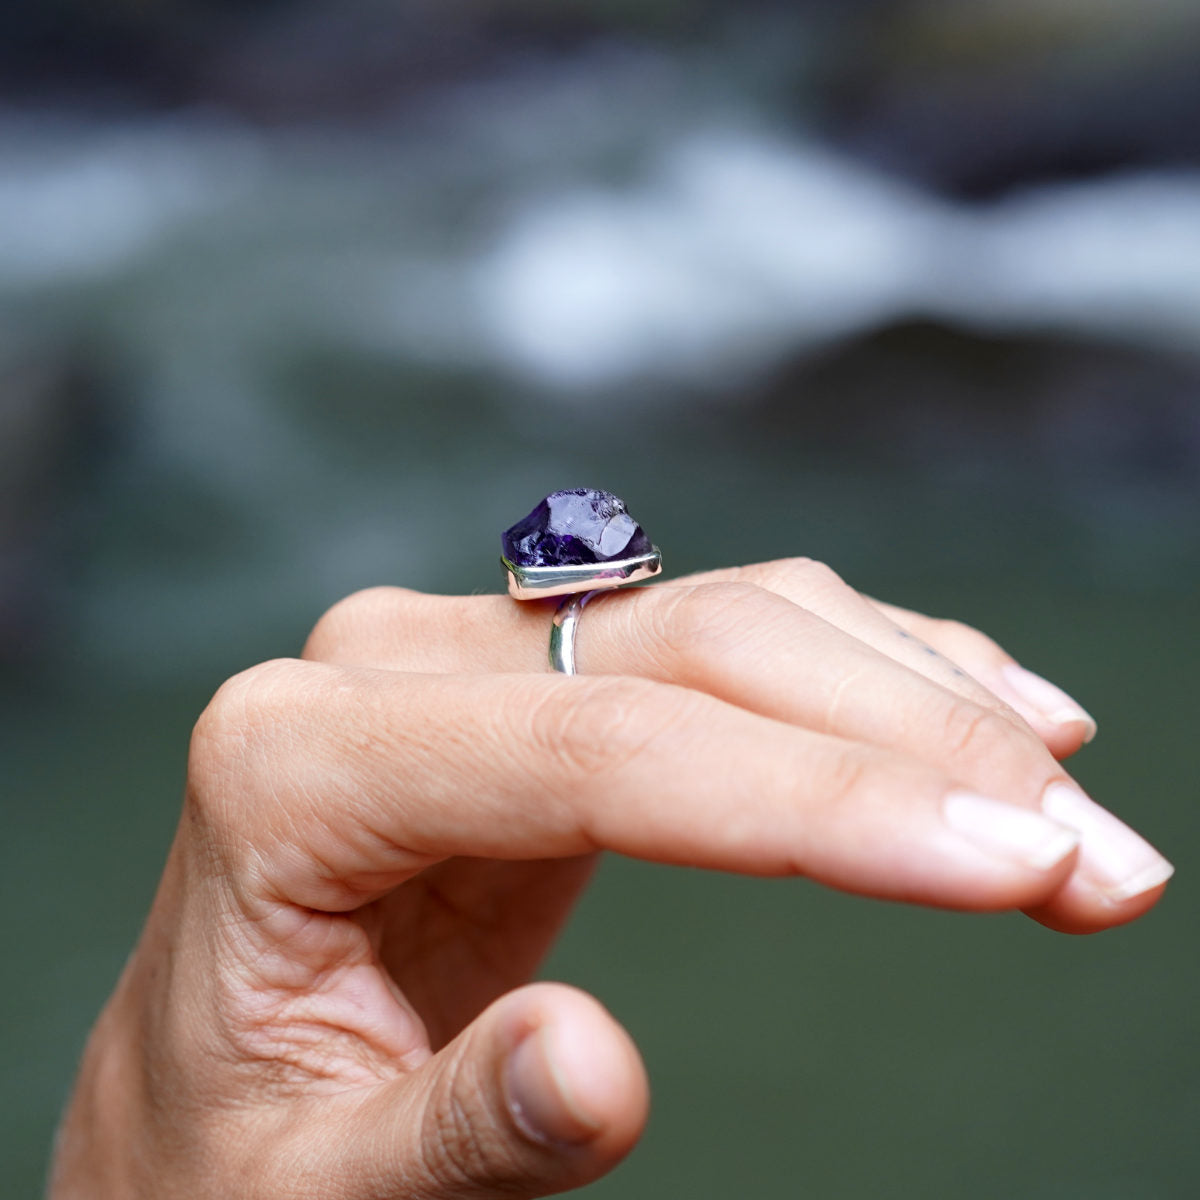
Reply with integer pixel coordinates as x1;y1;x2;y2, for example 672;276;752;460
866;598;1097;758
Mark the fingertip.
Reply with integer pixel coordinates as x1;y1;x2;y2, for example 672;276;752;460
501;983;648;1159
1043;784;1173;892
1039;719;1095;761
353;983;648;1199
996;664;1098;750
1024;876;1172;934
1024;784;1174;933
999;708;1094;763
930;790;1081;911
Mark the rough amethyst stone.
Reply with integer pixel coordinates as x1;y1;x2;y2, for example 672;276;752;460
502;489;653;567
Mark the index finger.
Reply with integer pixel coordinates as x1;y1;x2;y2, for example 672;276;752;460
189;659;1085;923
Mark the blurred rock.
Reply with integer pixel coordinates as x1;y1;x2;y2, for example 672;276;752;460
746;319;1200;490
6;0;1200;203
0;0;697;117
816;0;1200;196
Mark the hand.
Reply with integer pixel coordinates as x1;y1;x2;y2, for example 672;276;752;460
49;559;1172;1199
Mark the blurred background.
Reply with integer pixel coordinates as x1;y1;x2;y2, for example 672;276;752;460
2;0;1198;1195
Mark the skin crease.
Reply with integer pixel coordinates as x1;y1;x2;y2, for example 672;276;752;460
48;559;1173;1200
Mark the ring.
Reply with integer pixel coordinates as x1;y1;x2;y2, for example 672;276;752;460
501;488;662;675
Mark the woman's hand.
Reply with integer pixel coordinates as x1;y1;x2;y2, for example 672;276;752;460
50;560;1172;1200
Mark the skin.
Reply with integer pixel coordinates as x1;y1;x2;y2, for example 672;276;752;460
49;559;1173;1200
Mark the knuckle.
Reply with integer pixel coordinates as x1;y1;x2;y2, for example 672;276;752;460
932;617;975;642
528;676;679;783
192;659;295;762
931;616;996;655
188;658;305;825
820;746;874;811
418;1066;526;1192
303;585;420;661
939;701;1018;765
652;581;770;659
782;555;845;585
747;556;847;599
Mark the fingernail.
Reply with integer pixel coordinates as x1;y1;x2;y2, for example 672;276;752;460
1001;664;1098;742
1042;783;1174;902
943;790;1080;870
504;1026;603;1148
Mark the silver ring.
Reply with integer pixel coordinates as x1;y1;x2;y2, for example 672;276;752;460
549;590;596;676
501;489;662;675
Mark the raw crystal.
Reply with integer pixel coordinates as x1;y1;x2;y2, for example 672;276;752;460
502;488;652;567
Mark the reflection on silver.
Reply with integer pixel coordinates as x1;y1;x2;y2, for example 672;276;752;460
501;548;662;600
549;591;593;676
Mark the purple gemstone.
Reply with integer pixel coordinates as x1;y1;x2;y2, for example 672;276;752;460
502;489;653;567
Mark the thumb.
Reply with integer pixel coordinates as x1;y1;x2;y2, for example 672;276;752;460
344;983;649;1199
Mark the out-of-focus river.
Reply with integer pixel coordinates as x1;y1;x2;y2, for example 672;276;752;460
3;59;1198;676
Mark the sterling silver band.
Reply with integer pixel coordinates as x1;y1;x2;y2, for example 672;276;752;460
549;590;597;676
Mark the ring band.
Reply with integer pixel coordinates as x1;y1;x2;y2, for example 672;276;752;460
501;489;662;675
549;591;596;676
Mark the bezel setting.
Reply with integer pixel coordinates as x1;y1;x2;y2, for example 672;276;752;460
502;548;662;600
